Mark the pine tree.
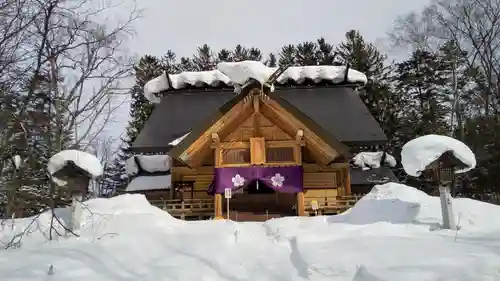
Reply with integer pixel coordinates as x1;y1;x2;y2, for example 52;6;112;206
233;45;250;62
248;47;263;61
278;45;297;66
265;53;277;67
316;37;335;65
335;30;406;155
296;41;318;66
192;44;216;71
217;49;233;62
111;55;168;191
393;50;451;137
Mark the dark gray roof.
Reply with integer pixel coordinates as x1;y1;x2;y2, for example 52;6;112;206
350;167;399;186
132;90;235;152
132;86;386;153
274;87;386;144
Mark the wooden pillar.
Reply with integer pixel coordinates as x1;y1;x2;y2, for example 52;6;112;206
344;167;351;196
297;192;305;216
214;194;222;218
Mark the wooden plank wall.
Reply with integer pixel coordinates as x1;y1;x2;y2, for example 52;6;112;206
172;163;345;202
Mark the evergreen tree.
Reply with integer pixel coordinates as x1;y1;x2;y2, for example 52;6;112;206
111;55;167;191
265;53;277;67
233;45;250;62
217;49;233;62
278;45;297;66
192;44;216;71
248;47;263;61
335;30;406;156
316;37;335;65
393;50;451;137
296;41;318;66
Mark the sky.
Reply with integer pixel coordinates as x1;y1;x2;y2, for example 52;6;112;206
107;0;430;153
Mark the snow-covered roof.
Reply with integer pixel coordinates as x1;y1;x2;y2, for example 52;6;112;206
126;155;172;176
352;151;397;170
401;134;476;177
47;149;103;186
125;175;172;192
143;61;368;103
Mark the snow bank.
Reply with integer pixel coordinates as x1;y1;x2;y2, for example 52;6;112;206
330;182;500;231
143;61;368;102
401;134;476;177
2;183;500;280
47;150;103;185
352;151;397;170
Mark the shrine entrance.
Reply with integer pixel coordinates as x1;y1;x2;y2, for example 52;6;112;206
223;180;297;221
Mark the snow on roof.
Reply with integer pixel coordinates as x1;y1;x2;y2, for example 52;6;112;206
401;134;476;177
137;155;172;173
125;174;172;192
47;149;103;186
352;151;397;170
143;61;368;103
126;155;172;176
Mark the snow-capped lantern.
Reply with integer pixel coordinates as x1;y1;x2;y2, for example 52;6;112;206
422;150;469;187
47;150;103;195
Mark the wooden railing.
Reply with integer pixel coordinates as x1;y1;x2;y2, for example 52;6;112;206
304;195;362;215
149;198;215;219
149;194;363;219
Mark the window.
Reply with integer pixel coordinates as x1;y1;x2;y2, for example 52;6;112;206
221;148;250;165
266;147;294;163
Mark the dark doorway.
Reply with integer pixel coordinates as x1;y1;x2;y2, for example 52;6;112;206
224;180;296;221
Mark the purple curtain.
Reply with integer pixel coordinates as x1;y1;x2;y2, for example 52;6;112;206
208;166;303;194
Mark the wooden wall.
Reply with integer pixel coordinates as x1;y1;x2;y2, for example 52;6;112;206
223;113;291;142
172;163;347;202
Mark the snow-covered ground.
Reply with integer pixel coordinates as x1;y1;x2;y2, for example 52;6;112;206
1;183;500;281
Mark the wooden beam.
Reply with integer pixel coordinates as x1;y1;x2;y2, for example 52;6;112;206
253;96;260;137
180;100;254;168
210;140;305;149
345;167;351;195
297;192;305;216
215;194;222;218
294;129;304;164
260;102;338;165
212;133;221;167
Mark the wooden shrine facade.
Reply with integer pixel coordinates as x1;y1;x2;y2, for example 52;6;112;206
163;86;354;220
132;79;388;221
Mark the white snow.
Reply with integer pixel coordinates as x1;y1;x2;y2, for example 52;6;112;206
125;175;172;192
143;61;368;103
2;182;500;280
169;132;190;146
352;151;397;170
47;150;103;186
125;156;139;176
13;155;21;170
401;134;476;177
136;155;172;173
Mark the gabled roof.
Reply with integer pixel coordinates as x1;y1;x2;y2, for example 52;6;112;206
131;85;387;153
132;89;235;153
274;87;386;145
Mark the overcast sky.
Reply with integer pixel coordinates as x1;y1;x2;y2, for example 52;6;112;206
129;0;430;59
106;0;430;150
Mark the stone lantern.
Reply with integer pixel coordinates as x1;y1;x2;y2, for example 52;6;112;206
421;150;469;230
51;160;93;197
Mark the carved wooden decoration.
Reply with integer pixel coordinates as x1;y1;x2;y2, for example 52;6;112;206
250;137;266;165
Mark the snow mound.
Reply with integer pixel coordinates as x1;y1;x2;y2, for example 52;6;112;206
47;150;103;186
352;151;397;170
401;134;476;177
331;183;500;231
